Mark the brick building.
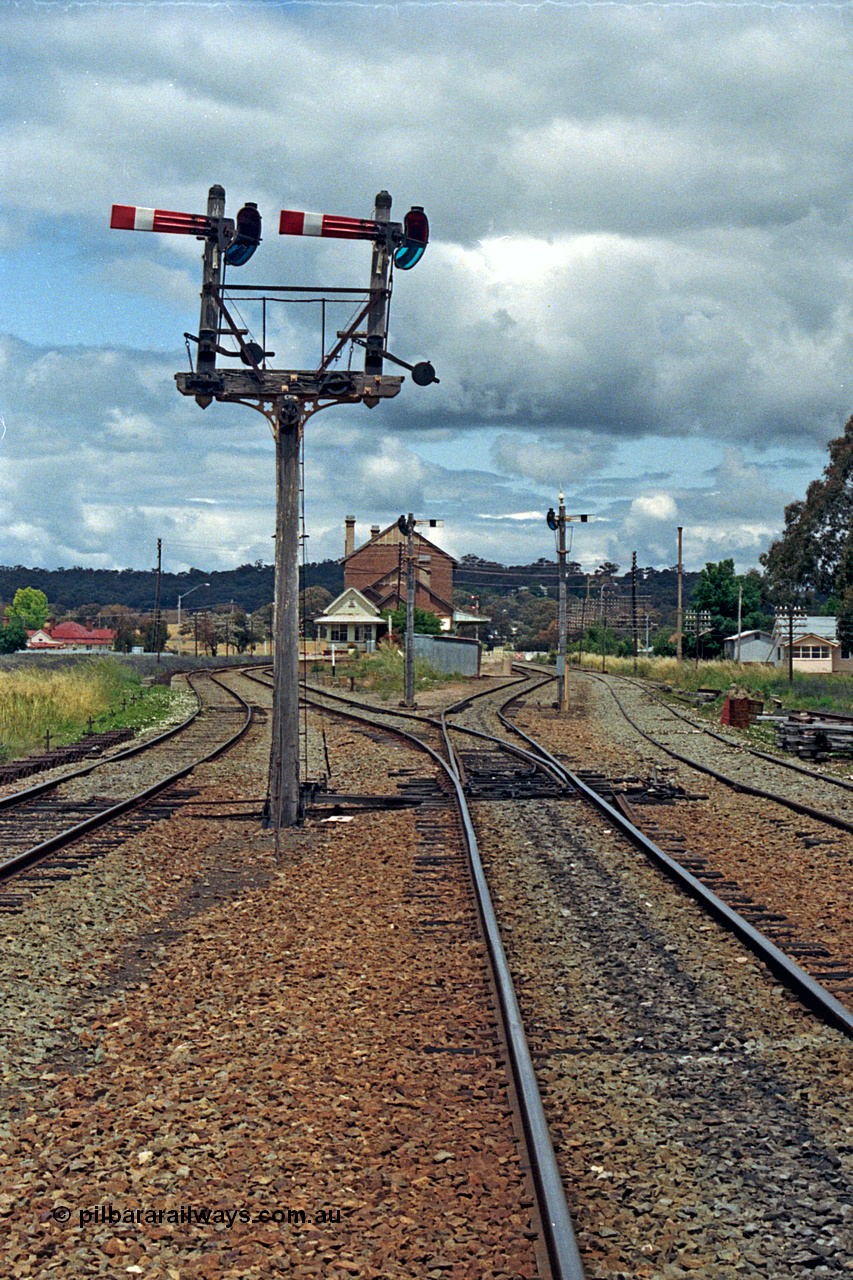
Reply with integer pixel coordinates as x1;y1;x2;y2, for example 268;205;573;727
341;516;456;630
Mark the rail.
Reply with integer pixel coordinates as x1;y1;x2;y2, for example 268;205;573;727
493;688;853;1041
0;670;253;881
300;677;585;1280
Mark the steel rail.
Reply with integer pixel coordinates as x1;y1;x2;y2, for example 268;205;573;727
0;673;210;811
298;675;570;789
492;696;853;1042
578;669;853;838
0;671;253;881
299;686;585;1280
609;669;853;794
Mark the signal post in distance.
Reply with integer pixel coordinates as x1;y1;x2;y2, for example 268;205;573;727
546;498;591;712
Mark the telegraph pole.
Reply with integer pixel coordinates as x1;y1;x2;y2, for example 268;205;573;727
154;538;163;664
632;551;638;674
677;526;683;662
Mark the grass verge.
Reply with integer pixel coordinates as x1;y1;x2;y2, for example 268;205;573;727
321;642;468;701
574;654;853;717
0;658;183;761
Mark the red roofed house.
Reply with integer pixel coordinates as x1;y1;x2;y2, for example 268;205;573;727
27;621;117;652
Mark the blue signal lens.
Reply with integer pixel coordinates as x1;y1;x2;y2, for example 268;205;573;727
225;203;262;266
393;206;429;270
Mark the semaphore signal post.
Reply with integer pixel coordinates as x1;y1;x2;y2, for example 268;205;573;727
111;183;435;832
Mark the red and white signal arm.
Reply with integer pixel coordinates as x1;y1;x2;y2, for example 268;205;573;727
110;204;210;236
279;210;380;241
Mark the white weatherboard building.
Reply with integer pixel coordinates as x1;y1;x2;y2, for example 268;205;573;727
722;631;775;663
769;616;852;674
314;588;382;653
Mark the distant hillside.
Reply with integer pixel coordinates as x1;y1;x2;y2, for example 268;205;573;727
0;561;344;618
1;557;700;631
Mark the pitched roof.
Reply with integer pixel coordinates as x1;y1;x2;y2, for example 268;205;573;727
341;522;458;566
49;621;116;642
779;632;839;648
26;629;65;648
315;587;381;623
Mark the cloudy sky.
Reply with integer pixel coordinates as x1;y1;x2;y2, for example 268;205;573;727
1;1;851;579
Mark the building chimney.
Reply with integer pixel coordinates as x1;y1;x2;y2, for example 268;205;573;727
345;515;356;558
371;525;380;540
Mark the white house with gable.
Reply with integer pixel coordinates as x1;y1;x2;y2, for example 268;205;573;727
314;587;383;653
770;615;853;674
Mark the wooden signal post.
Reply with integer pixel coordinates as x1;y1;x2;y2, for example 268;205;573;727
112;183;433;831
546;499;591;711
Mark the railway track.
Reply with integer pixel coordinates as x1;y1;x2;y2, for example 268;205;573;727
542;668;853;1019
0;669;252;907
297;665;853;1033
582;668;853;831
3;662;852;1275
298;668;853;1276
274;671;584;1280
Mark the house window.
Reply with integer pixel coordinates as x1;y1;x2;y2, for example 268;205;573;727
791;646;830;659
330;627;348;643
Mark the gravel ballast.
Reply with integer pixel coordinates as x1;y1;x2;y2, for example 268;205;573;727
1;682;539;1279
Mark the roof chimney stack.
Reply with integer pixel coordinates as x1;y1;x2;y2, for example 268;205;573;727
371;525;380;540
345;515;356;558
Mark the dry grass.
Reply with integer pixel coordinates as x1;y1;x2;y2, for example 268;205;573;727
0;659;139;760
575;653;853;715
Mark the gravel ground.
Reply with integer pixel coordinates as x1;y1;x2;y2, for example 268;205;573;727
5;665;853;1280
467;671;853;1279
530;672;853;999
0;675;540;1279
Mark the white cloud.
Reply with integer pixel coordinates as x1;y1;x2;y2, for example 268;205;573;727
630;494;679;523
1;2;851;575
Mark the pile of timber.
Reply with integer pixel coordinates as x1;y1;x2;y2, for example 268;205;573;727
775;713;853;759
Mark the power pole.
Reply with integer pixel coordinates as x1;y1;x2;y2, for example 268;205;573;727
112;183;434;830
154;538;162;664
676;526;683;662
632;551;638;674
601;580;607;674
557;493;567;710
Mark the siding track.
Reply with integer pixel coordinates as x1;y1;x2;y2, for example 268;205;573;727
3;663;852;1276
0;670;252;903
